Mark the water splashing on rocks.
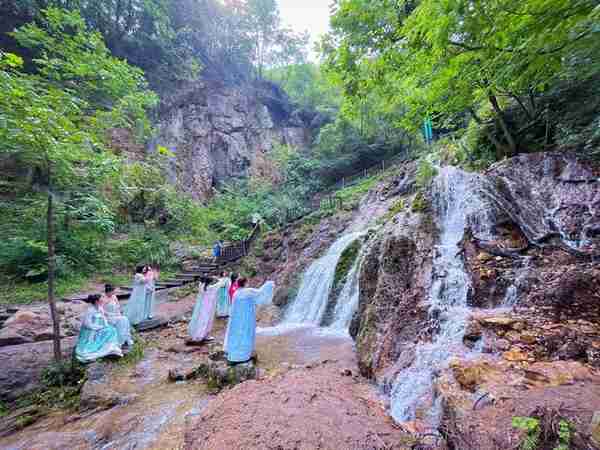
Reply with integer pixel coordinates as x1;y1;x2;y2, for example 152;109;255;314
390;167;495;424
284;233;364;326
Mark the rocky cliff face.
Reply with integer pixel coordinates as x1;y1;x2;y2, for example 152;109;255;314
351;152;600;448
153;80;318;201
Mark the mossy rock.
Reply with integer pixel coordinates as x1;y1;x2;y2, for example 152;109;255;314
196;355;258;393
333;239;361;291
411;191;429;213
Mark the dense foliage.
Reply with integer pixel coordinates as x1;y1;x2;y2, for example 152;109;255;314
0;0;309;88
323;0;600;159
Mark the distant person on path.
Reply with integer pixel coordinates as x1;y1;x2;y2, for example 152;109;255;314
101;284;133;347
213;240;223;258
225;278;274;364
215;271;232;318
125;265;150;326
188;277;218;343
75;294;123;363
144;264;157;320
251;213;262;227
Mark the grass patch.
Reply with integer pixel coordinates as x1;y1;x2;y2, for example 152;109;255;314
0;273;89;305
382;199;406;222
15;359;87;413
0;400;9;417
113;333;146;368
335;175;381;208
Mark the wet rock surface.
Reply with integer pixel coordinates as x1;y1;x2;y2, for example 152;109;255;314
349;152;600;446
184;363;415;450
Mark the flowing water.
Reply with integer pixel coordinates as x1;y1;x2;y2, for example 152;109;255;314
390;167;494;424
284;232;364;327
329;252;363;331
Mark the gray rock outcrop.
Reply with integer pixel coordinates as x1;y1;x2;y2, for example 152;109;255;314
153;80;316;201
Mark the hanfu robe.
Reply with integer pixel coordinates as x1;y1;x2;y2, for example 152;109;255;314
225;281;274;363
223;280;239;352
144;269;156;320
75;305;123;363
102;294;133;346
188;283;218;342
215;277;232;318
125;273;148;326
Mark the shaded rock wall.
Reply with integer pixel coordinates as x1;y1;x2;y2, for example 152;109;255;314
153;80;315;201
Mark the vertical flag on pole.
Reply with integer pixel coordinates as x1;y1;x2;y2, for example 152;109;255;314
423;117;433;145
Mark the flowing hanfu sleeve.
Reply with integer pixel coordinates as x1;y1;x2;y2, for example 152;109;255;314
248;281;275;306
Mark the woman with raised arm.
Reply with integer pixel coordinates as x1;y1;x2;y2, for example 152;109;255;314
100;284;133;347
225;278;274;364
76;294;123;363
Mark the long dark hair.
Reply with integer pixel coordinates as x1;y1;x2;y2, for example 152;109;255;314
237;277;248;288
230;273;238;282
104;284;115;294
135;265;145;274
85;294;102;305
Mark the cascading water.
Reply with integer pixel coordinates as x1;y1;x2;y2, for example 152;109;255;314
284;232;364;326
390;166;494;424
329;252;363;331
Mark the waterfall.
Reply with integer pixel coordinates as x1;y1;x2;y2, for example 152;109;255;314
329;252;362;331
390;166;493;424
284;232;364;326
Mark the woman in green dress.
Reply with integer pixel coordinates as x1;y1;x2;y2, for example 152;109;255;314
75;294;123;363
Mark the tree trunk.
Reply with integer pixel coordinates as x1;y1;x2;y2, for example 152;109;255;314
47;182;62;363
488;93;517;157
469;108;508;158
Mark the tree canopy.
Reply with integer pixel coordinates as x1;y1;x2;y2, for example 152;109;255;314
324;0;600;157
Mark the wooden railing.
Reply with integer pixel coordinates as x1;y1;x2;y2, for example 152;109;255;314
278;153;407;226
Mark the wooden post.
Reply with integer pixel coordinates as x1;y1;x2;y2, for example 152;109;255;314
382;160;385;172
342;177;345;188
47;186;61;363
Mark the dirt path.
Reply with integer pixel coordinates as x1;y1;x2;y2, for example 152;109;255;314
2;302;386;450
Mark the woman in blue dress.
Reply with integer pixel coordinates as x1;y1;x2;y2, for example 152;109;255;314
225;278;274;364
144;264;156;320
125;265;148;326
75;294;123;363
101;284;133;347
215;271;232;318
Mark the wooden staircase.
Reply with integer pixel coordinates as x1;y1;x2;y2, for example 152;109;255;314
63;224;261;303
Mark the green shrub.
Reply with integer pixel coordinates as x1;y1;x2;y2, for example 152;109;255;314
415;158;438;188
411;192;429;213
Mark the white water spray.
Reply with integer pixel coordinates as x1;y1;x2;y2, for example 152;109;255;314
390;166;493;424
284;232;363;326
329;252;362;331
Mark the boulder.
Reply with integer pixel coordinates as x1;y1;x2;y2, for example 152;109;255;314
0;338;76;402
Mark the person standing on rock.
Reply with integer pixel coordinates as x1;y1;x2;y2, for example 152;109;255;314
215;271;232;318
188;277;218;343
76;294;123;363
100;284;133;348
125;265;150;326
225;278;274;364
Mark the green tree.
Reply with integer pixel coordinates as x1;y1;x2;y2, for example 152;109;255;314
325;0;600;157
0;8;157;361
